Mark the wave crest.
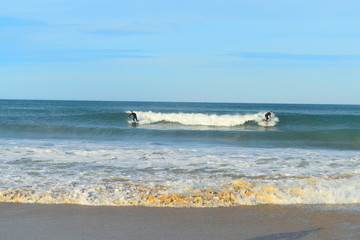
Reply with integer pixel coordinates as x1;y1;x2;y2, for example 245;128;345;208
132;111;279;127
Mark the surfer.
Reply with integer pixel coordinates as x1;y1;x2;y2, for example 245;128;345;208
128;111;139;122
265;112;272;122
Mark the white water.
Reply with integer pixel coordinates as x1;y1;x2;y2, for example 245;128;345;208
0;139;359;206
131;111;279;127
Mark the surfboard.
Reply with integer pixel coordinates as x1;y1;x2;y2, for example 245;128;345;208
128;121;139;125
262;120;271;126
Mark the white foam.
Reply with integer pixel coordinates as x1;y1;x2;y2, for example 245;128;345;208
132;111;279;127
0;139;359;206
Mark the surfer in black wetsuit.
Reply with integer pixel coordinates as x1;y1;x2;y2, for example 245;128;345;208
128;111;138;122
265;112;272;122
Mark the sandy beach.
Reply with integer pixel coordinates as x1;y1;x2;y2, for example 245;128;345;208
0;203;358;240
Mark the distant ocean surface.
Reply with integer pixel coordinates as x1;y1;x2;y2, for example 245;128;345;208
0;100;359;207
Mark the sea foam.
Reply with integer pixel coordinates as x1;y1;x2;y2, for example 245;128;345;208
0;139;358;207
131;111;279;127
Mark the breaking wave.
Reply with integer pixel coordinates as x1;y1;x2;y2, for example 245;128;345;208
133;111;279;127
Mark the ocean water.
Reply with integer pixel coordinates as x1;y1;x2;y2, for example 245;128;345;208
0;100;359;207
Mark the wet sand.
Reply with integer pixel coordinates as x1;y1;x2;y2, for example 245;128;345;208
0;203;359;240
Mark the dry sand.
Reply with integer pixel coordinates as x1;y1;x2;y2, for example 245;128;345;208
0;203;359;240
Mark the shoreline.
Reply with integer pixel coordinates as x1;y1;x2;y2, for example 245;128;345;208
0;203;359;240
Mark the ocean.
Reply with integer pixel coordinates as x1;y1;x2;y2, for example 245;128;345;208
0;100;359;207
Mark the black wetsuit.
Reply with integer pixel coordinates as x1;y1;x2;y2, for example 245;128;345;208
265;112;272;121
129;112;138;122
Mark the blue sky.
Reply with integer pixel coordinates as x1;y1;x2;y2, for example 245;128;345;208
1;0;360;104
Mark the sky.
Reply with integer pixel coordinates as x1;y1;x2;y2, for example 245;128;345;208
1;0;360;104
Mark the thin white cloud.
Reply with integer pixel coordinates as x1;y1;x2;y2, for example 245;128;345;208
0;49;153;64
227;51;360;61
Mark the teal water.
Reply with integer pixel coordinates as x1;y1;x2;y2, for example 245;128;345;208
1;100;359;150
